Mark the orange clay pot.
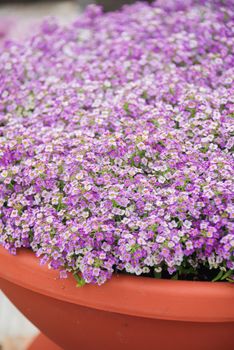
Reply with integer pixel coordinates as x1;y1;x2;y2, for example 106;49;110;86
0;246;234;350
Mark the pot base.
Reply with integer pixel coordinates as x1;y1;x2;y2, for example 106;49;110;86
1;248;234;350
28;334;62;350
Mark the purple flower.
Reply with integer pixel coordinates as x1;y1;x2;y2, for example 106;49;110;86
0;0;233;285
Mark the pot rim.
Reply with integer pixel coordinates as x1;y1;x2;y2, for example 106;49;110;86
0;246;234;323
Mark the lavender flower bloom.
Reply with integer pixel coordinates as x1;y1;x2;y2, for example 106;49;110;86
0;1;233;285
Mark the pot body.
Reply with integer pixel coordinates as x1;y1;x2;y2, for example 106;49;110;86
0;248;234;350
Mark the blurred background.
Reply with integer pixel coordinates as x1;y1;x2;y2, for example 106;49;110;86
0;0;149;349
0;0;80;46
0;0;151;47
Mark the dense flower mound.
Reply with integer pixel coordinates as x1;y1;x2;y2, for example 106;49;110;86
0;1;233;285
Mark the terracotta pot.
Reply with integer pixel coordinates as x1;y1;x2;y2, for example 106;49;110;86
0;246;234;350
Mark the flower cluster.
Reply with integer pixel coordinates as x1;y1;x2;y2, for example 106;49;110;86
0;0;233;285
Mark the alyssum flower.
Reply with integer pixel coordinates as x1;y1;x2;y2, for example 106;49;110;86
0;0;233;285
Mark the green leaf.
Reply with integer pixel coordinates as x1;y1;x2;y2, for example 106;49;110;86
58;180;65;192
123;102;130;113
221;270;233;281
7;180;15;190
55;197;66;212
154;271;162;279
141;91;148;100
200;145;209;153
73;273;86;287
212;270;224;282
171;273;179;280
226;278;234;283
111;199;118;208
151;119;160;128
175;121;180;129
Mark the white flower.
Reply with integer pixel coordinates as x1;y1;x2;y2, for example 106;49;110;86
183;220;192;229
158;176;165;184
46;216;53;224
